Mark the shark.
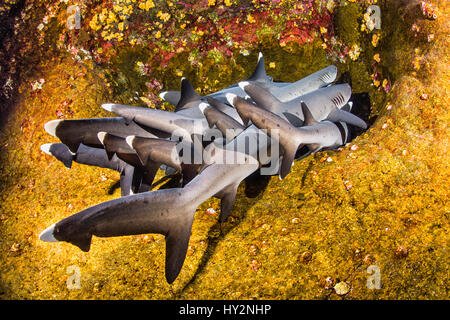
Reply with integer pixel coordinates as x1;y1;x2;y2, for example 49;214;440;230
39;119;275;283
160;53;338;109
40;143;149;196
38;59;367;284
43;117;162;154
231;95;352;179
237;81;367;129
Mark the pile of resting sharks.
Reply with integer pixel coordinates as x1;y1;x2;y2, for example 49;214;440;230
38;53;368;283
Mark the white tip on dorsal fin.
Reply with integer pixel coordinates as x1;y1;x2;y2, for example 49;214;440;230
97;132;107;144
238;81;250;91
348;101;353;111
159;91;168;101
258;52;263;62
125;136;135;148
44;120;63;137
226;93;237;106
198;102;209;115
102;103;114;112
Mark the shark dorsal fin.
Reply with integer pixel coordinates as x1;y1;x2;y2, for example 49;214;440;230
246;52;266;83
203;98;245;138
301;102;318;126
128;136;182;171
160;91;181;106
175;78;201;112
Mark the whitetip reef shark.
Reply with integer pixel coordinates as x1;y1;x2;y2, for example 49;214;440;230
39;53;368;283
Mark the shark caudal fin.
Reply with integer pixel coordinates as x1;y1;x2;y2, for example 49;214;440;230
40;143;74;169
39;188;197;283
175;78;202;111
238;81;284;114
246;52;267;83
159;91;181;106
164;211;196;283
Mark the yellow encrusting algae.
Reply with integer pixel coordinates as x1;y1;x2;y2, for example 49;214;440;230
0;1;448;299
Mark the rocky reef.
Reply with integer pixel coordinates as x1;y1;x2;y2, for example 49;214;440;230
0;0;448;299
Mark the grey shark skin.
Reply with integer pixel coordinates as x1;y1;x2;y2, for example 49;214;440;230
271;65;338;102
160;53;337;107
200;99;245;142
159;91;181;107
41;143;147;196
231;96;350;179
98;132;160;188
239;82;367;129
102;103;212;141
44;117;159;153
39;144;261;283
126;135;200;185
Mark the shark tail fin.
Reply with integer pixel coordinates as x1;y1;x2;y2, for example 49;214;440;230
238;81;283;114
165;209;196;283
40;188;197;284
246;52;266;82
175;78;201;111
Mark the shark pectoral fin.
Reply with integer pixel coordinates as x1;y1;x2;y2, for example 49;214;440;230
67;233;93;252
59;138;81;154
143;161;161;186
165;212;195;284
283;112;304;127
180;163;200;186
216;184;239;222
327;108;367;129
105;150;115;161
308;143;322;153
280;145;299;180
131;167;145;194
119;165;135;196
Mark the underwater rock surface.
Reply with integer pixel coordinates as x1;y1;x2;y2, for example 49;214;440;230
0;1;448;299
